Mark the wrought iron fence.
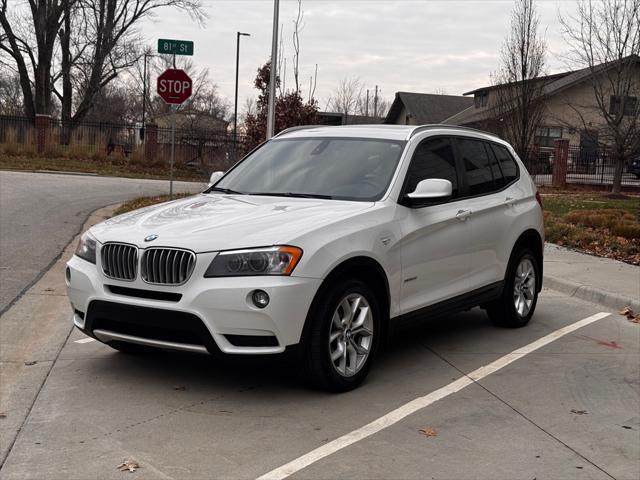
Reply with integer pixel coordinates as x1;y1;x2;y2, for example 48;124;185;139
0;115;244;172
524;145;640;187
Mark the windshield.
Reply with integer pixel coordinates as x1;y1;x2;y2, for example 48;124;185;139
214;137;406;201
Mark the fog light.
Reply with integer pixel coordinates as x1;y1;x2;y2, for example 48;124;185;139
252;290;270;308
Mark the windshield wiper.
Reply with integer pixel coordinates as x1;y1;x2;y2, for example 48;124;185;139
249;192;334;199
205;186;245;195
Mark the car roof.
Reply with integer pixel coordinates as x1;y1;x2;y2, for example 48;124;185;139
274;124;506;144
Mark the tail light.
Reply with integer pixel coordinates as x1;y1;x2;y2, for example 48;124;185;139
535;191;543;208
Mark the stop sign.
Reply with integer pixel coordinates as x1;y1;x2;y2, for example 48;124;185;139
157;69;192;105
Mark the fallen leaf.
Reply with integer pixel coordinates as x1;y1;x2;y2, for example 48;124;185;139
0;412;6;419
43;288;54;292
621;425;633;430
117;459;139;473
418;427;437;437
570;409;588;415
24;361;37;366
173;385;187;391
619;306;640;324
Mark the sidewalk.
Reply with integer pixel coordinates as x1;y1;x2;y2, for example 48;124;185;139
544;243;640;311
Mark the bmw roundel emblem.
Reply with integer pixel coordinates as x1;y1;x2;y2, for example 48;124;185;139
144;234;159;242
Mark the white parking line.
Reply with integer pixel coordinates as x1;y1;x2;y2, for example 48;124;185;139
74;337;95;344
257;311;611;480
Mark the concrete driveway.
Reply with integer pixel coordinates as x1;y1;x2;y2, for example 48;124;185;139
2;281;638;479
0;171;204;313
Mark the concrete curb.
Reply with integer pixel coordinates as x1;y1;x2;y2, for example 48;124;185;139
544;274;640;312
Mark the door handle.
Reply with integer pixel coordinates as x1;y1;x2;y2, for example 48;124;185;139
504;196;517;207
456;209;473;221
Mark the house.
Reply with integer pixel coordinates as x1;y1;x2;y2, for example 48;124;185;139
444;55;640;150
384;92;474;125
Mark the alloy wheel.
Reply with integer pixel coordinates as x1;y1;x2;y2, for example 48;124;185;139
328;293;374;377
513;257;536;317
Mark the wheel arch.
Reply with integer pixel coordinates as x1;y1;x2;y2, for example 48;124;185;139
511;229;544;292
299;255;391;345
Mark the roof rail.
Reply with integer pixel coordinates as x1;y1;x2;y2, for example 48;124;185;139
408;124;492;139
273;125;324;138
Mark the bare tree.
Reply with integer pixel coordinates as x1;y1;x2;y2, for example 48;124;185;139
560;0;640;195
291;0;303;94
328;77;362;122
0;71;24;115
489;0;547;162
0;0;205;125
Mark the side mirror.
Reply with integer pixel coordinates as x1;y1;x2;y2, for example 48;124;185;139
404;178;452;207
208;171;224;187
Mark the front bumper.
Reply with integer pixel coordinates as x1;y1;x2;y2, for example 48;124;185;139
65;254;322;355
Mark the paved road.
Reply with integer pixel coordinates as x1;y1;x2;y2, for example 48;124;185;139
0;171;205;313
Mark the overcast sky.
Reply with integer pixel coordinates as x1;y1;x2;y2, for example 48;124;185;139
141;0;579;113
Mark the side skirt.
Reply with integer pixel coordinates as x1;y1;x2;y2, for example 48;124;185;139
389;281;504;334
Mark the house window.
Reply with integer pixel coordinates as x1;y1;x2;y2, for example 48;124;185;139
474;92;488;108
534;127;563;147
609;95;638;116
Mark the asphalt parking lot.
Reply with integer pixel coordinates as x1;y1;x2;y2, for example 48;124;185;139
1;287;638;480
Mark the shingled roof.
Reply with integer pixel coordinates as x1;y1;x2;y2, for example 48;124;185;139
384;92;474;125
445;54;640;125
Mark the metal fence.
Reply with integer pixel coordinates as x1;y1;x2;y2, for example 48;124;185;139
524;145;640;188
0;115;34;149
155;125;240;171
0;115;243;172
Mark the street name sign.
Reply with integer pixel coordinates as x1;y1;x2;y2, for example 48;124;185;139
157;39;194;56
157;69;192;105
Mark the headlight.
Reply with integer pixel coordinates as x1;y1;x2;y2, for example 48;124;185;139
204;246;303;277
75;231;97;264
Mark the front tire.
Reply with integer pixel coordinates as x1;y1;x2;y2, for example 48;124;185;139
487;249;539;328
300;278;381;392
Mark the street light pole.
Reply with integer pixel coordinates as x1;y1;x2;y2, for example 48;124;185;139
266;0;280;139
234;32;250;159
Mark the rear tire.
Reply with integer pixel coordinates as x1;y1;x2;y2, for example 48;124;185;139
487;248;539;328
299;278;381;392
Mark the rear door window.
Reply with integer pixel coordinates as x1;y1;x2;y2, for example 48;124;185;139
490;144;519;184
484;143;506;189
456;138;495;196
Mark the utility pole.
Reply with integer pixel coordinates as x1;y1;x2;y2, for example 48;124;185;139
234;32;250;160
141;51;152;140
373;85;379;118
266;0;280;139
365;89;369;117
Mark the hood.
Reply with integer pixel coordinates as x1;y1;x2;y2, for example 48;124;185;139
91;194;374;252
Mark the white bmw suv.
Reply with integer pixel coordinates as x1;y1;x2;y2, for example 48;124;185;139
66;125;544;391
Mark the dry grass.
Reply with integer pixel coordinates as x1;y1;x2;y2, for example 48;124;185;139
0;154;206;182
543;193;640;265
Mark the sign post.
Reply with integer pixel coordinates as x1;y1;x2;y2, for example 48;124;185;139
157;68;193;196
